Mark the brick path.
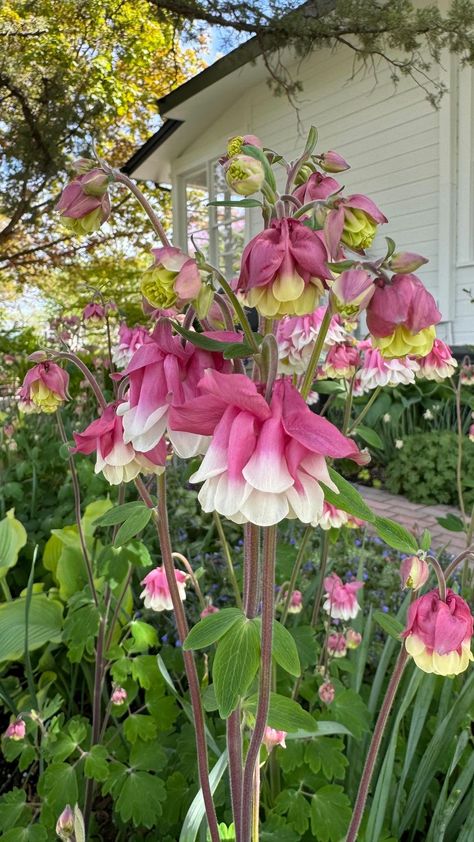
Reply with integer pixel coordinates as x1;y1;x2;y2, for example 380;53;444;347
356;485;468;556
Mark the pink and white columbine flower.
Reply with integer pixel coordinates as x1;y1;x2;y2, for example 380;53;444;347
236;218;331;318
286;590;303;614
323;573;363;620
293;172;341;205
323;342;360;379
140;247;202;312
169;371;365;527
318;681;335;704
18;362;69;414
73;401;166;484
83;302;106;323
400;556;430;591
116;320;234;458
277;306;349;374
366;274;441;358
111;686;128;705
402;589;473;675
112;323;151;369
316;502;349;530
358;340;420;391
263;727;287;751
140;565;187;612
4;719;26;740
416;339;458;382
324;194;387;256
460;363;474;386
327;632;347;658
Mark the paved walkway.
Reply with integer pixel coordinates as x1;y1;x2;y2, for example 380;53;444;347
356;485;468;556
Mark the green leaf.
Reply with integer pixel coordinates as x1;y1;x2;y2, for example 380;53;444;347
246;693;318;733
420;529;432;551
213;619;260;717
326;689;370;739
114;770;166;827
129;739;167;772
242;143;277;192
63;598;99;662
312;380;346;395
305;737;348;780
37;762;78;814
129;620;158;651
208;198;262;208
275;789;311;835
173;322;253;359
321;469;375;523
311;785;352;842
183;608;245;650
304;124;318;154
0;509;27;578
1;827;47;842
0;595;63;661
374;516;419;553
123;714;157;743
84;745;110;781
385;236;397;258
180;751;228;842
82;497;113;535
289;626;317;670
326;260;357;272
114;507;152;547
354;425;383;449
271;621;301;676
373;611;404;640
0;789;30;831
94;501;148;527
436;513;465;532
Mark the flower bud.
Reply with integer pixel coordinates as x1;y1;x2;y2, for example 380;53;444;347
319;151;350;173
200;604;219;618
56;805;74;840
294;163;314;186
27;350;49;362
4;718;26;740
56;168;111;235
80;169;110;198
263;727;287;751
18;362;69;414
318;682;335;704
72;157;97;174
225;155;265;196
329;269;375;318
389;252;428;273
286;589;303;614
226;134;262;157
346;628;362;649
111;686;127;705
327;632;347;658
400;555;429;591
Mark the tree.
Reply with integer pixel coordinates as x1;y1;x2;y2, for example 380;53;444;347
0;0;204;310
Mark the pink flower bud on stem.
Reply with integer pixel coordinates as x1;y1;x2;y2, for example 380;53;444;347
400;555;429;591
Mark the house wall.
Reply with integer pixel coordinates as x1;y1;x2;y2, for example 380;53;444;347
170;44;474;346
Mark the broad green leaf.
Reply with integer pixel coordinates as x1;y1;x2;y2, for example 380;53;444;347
37;762;78;814
208;198;262;208
82;498;113;535
173;322;252;359
123;714;157;743
0;509;27;578
213;619;260;717
114;507;152;547
0;595;63;661
129;620;158;651
129;739;167;772
183;608;245;650
260;815;299;841
305;737;348;780
114;770;166;827
0;789;30;831
436;513;465;533
310;785;352;842
94;501;148;527
373;612;404;640
325;689;370;739
304;124;318;154
312;380;346;395
156;655;220;757
321;470;375;523
289;626;317;670
354;425;383;449
180;751;228;842
275;789;311;835
420;529;432;551
271;621;301;676
63;598;99;662
42;533;63;577
84;745;110;781
246;693;318;733
374;516;419;553
1;827;47;842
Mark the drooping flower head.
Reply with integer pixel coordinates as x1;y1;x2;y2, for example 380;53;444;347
56;805;75;841
112;323;151;369
400;556;430;591
4;718;26;740
327;632;347;658
73;401;166;484
329;269;375;318
323;342;360;380
323;573;363;620
18;362;69;414
169;371;365;527
141;247;202;313
286;589;303;614
402;589;473;675
324;194;387;256
236;218;331;318
319;150;350;173
293;172;341;205
277;306;349;374
111;686;128;705
116;320;235;458
358;340;420;391
366;274;441;358
346;628;362;649
389;252;429;273
318;681;335;704
316;501;349;530
416;339;457;382
263;727;287;751
83;302;106;323
140;565;187;612
56;169;111;234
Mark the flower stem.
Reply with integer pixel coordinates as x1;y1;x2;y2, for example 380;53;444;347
213;512;243;609
206;264;260;354
136;475;220;842
347;386;382;434
227;708;243;842
426;554;447;601
114;172;171;247
281;525;312;625
241;525;277;842
244;524;260;618
452;375;467;522
300;307;332;400
311;531;330;627
444;546;474;583
346;647;409;842
53;352;107;410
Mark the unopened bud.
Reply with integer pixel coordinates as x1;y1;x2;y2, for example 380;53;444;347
263;727;287;751
319;151;350;173
81;170;110;198
71;157;97;174
389;252;429;273
400;555;429;591
27;350;48;362
200;604;219;618
346;629;362;649
227;134;262;157
56;805;74;840
111;686;127;706
318;682;335;704
225;155;265;196
4;718;26;740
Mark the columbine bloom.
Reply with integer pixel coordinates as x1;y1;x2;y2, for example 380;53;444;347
366;274;441;358
318;682;335;704
169;371;365;527
83;302;106;323
316;502;349;530
73;402;166;484
117;320;234;458
141;247;202;312
111;686;128;705
286;590;303;614
18;362;69;414
263;727;287;751
277;306;349;374
323;573;363;620
395;439;404;449
323;342;360;379
226;134;262;157
293;172;341;205
236;218;330;318
225;155;265;196
346;629;362;649
56;169;111;234
460;363;474;386
358;341;420;391
329;269;375;317
140;566;187;612
56;805;75;840
325;194;387;256
400;556;429;591
4;719;26;740
112;323;150;369
327;632;347;658
402;589;473;675
416;339;458;382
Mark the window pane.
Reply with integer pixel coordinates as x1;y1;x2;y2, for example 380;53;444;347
184;168;210;257
212;162;246;278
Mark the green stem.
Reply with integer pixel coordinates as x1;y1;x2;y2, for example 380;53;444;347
281;525;312;625
213;512;243;608
206;264;260;354
311;531;330;628
342;375;356;434
0;577;12;601
347;386;382;434
300;307;332;399
114;172;171;247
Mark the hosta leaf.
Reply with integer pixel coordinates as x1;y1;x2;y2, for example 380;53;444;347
0;509;27;578
0;595;63;662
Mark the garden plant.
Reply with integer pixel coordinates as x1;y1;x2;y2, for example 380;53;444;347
0;128;473;842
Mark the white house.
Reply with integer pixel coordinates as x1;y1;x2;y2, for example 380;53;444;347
123;20;474;348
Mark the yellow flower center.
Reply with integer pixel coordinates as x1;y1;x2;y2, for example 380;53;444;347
30;381;62;413
227;135;244;156
373;325;436;359
140;266;178;309
342;209;377;250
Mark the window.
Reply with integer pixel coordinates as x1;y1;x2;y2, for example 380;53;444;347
181;161;247;278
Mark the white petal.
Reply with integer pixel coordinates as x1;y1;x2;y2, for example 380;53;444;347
169;430;210;458
240;489;289;526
